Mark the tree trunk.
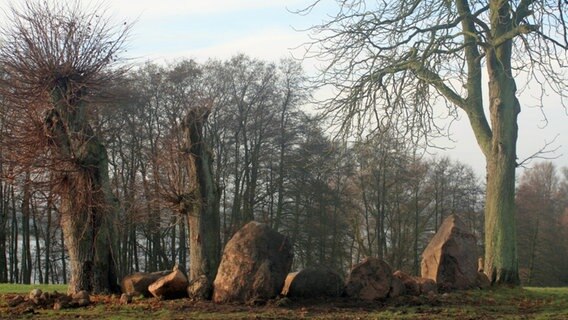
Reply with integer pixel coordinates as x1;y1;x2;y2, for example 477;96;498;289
46;85;119;294
484;133;519;283
44;198;52;284
10;186;19;283
21;173;32;284
183;107;221;284
32;199;43;284
477;1;521;285
484;146;519;284
58;142;119;293
0;181;7;283
483;39;520;285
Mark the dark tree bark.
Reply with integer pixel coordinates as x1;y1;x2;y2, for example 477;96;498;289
182;106;221;284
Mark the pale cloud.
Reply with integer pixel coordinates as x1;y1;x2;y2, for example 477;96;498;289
140;28;308;63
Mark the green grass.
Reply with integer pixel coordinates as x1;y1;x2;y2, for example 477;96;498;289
0;283;68;294
1;285;568;319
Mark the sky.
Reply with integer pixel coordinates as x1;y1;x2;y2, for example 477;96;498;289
0;0;566;177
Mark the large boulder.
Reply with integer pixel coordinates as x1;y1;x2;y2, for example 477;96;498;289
345;257;393;301
421;215;478;291
281;266;344;298
121;270;170;297
212;221;293;303
148;266;189;300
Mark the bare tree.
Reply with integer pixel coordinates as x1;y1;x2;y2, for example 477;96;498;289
0;1;130;293
516;162;567;286
302;0;568;284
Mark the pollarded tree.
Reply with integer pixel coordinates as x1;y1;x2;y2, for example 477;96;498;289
0;1;130;293
303;0;568;284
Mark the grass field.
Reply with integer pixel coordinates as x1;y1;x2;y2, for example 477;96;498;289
1;284;568;319
0;283;67;294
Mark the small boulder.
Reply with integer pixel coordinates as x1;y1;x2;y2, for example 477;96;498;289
29;288;42;299
389;276;405;298
476;271;491;289
68;290;91;308
213;221;293;303
71;290;90;302
416;277;438;295
53;294;72;310
148;266;189;300
187;275;212;301
281;266;344;298
74;299;90;307
393;270;420;296
421;215;479;291
121;270;170;297
29;289;43;305
120;293;132;304
40;292;51;303
345;257;393;301
8;295;25;307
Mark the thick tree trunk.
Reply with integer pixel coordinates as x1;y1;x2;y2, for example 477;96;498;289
485;150;519;284
46;85;119;294
59;141;119;294
483;43;521;285
183;107;221;284
459;0;520;286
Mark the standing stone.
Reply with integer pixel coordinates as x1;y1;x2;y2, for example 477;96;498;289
121;270;170;297
281;267;344;298
345;257;393;301
421;215;478;290
212;221;293;303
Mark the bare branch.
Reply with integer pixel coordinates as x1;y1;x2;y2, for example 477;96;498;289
517;135;562;168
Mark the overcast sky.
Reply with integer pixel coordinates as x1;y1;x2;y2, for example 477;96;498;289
1;0;567;177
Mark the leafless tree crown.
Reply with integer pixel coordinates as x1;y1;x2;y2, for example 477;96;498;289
0;0;131;104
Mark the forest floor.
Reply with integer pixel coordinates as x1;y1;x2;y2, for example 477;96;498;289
1;284;568;319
